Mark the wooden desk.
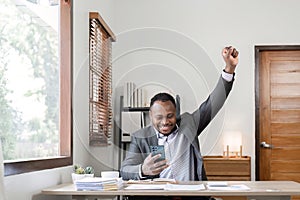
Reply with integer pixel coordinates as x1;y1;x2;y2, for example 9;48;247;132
42;181;300;200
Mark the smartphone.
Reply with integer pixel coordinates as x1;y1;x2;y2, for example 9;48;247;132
150;145;166;162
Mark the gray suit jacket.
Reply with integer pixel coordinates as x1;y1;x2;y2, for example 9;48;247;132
120;76;234;180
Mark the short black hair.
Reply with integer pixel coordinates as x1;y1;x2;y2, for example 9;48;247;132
150;93;176;108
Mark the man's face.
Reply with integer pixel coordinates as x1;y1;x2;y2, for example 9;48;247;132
150;100;176;135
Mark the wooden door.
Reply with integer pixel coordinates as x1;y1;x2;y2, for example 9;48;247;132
256;48;300;200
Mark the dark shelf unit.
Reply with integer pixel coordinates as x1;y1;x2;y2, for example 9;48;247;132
118;96;150;169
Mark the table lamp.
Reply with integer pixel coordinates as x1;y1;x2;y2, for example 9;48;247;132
223;131;243;158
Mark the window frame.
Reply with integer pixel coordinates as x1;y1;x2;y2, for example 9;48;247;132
4;0;73;176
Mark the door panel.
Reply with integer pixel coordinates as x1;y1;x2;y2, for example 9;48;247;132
271;110;300;122
271;148;300;160
257;49;300;200
272;161;300;172
271;83;300;96
270;172;300;181
272;135;300;146
271;122;300;134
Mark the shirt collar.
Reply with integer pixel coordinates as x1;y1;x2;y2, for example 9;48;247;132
154;124;179;139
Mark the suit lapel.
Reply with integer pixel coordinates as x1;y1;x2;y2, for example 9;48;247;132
148;126;158;146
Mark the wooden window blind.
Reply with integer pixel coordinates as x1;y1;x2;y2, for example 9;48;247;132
89;12;116;146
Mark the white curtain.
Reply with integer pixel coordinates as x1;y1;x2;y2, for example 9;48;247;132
0;140;6;200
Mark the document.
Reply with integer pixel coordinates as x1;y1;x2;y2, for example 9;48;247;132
164;183;205;191
75;177;123;191
207;182;250;191
206;181;228;187
125;183;205;191
153;178;176;183
127;178;176;184
125;184;165;190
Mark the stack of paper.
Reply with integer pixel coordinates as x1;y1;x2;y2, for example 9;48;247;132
75;177;123;191
125;183;205;191
164;183;205;191
207;181;228;187
206;182;250;191
127;178;177;184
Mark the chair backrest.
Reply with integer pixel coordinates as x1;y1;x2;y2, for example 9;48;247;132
0;141;6;200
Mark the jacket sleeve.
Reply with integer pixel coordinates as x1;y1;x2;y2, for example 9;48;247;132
193;75;234;135
120;135;144;180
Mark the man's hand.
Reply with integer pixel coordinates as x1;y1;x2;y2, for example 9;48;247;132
141;153;168;176
222;46;239;74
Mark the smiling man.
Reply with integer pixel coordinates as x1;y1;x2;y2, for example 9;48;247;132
120;46;239;200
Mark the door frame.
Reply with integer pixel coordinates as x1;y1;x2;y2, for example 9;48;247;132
255;45;300;180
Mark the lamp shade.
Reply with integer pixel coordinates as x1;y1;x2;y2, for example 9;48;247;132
223;131;242;152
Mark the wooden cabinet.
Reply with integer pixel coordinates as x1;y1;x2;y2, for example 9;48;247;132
203;156;251;181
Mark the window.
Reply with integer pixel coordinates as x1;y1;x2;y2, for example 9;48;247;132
0;0;72;175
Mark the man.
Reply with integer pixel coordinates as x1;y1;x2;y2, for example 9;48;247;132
120;46;239;199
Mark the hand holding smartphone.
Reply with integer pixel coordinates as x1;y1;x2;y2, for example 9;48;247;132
150;145;166;162
141;145;168;176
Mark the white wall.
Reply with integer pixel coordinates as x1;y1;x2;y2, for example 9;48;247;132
72;0;117;174
4;0;300;199
111;0;300;181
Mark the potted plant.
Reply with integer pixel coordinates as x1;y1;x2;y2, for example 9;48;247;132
84;166;95;177
71;164;86;183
